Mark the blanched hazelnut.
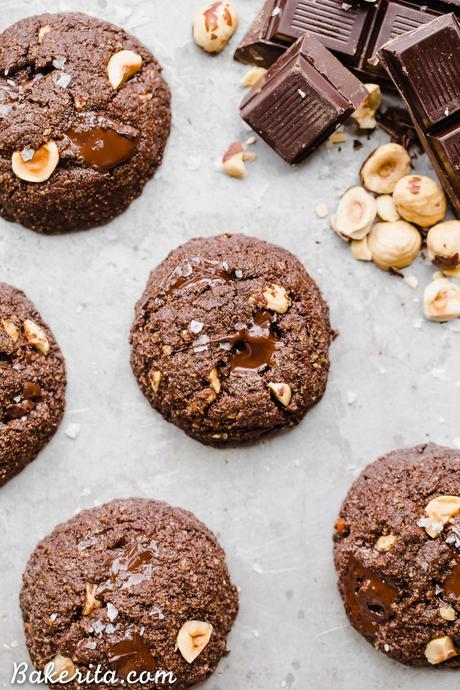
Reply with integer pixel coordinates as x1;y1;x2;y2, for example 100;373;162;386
149;370;162;394
267;382;292;407
351;237;372;261
360;143;411;194
176;621;213;663
367;221;421;271
241;67;267;87
374;534;397;552
351;83;382;129
425;636;458;665
427;221;460;271
393;175;446;227
376;195;400;222
107;50;143;90
423;278;460;322
12;141;59;183
23;319;50;355
44;654;76;682
193;2;239;53
334;186;377;240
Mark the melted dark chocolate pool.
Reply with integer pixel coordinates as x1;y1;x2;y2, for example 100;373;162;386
225;312;277;374
67;127;138;171
98;538;158;594
165;258;233;295
109;633;157;677
343;557;398;639
444;563;460;598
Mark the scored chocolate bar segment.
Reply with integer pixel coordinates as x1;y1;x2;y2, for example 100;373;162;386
379;14;460;216
235;0;460;81
240;33;367;164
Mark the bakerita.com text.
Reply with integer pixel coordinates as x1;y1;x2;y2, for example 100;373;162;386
11;662;177;685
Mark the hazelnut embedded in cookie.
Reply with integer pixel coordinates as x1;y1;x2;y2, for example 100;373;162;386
23;319;50;355
107;50;143;90
176;621;213;663
12;142;59;183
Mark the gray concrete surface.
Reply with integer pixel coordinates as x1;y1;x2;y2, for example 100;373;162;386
1;0;460;688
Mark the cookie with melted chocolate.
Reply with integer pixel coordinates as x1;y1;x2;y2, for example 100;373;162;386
334;443;460;667
130;233;332;445
20;498;238;689
0;12;171;233
0;282;66;486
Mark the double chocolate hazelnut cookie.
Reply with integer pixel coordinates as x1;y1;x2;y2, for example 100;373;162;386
130;233;331;445
334;443;460;667
0;12;171;233
0;283;65;486
21;498;238;689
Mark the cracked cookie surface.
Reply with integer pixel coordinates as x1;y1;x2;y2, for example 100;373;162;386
0;12;171;233
334;443;460;667
21;498;239;690
130;233;332;445
0;282;66;486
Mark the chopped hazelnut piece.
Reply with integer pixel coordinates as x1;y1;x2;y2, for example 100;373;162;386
38;25;52;43
23;319;49;355
351;237;372;262
267;382;292;407
241;67;267;87
107;50;143;90
351;83;382;130
425;636;458;665
254;284;289;314
440;606;457;622
374;534;397;552
176;620;213;663
334;186;376;241
222;142;256;179
423;278;460;322
83;583;101;616
44;654;76;682
209;368;221;395
149;370;162;394
2;319;19;342
422;495;460;538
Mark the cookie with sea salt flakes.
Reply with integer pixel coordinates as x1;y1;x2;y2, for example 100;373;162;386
0;282;66;486
130;233;332;445
20;498;239;689
0;12;171;233
334;443;460;667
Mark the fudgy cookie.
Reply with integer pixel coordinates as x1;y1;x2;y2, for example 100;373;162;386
334;443;460;667
0;283;66;486
21;498;239;689
0;12;171;233
130;233;331;445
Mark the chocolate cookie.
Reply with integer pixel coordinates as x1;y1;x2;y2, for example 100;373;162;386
21;498;239;689
130;233;331;445
0;12;171;233
0;283;66;486
334;443;460;667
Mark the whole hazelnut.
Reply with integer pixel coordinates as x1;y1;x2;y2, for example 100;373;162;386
193;2;239;54
393;175;447;227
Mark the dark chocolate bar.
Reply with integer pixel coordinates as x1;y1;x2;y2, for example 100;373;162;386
240;33;367;164
378;14;460;216
235;0;460;81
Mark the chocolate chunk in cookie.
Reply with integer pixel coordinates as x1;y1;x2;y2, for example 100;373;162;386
0;283;66;486
0;12;171;233
20;498;238;689
334;443;460;667
130;233;332;445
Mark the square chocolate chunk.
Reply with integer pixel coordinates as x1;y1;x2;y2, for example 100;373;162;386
240;33;367;164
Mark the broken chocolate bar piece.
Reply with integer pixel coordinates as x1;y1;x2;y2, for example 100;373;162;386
235;0;460;81
240;33;367;164
379;13;460;216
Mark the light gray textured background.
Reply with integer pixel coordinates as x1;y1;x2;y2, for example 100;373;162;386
0;0;459;688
